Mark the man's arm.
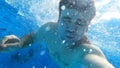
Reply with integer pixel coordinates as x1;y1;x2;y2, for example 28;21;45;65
80;44;114;68
0;32;35;52
20;32;35;48
83;54;114;68
0;35;21;52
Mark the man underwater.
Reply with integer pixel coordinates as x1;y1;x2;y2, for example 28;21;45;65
0;0;114;68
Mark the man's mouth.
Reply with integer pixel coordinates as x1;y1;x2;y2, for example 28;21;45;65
66;34;75;39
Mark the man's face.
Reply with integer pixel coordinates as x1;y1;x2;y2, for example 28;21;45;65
58;9;90;44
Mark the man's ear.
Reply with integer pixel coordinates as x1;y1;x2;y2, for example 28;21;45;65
86;21;91;32
86;27;88;32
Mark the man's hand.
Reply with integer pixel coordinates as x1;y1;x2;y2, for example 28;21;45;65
0;35;21;52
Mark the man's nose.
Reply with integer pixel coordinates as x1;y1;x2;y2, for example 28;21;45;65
66;24;76;33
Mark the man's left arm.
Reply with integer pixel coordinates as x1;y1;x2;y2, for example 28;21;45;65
82;53;114;68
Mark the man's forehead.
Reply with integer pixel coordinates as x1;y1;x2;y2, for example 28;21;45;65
67;0;94;7
61;9;86;18
61;6;95;21
60;0;94;11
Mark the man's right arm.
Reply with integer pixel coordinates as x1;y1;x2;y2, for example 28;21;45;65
20;32;35;48
0;32;35;52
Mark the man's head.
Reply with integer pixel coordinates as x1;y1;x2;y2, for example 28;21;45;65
58;0;96;44
59;0;96;21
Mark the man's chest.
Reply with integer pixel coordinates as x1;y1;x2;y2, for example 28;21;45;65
46;39;83;64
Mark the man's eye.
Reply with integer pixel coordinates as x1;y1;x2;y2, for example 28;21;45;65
76;19;85;26
76;21;83;26
63;19;71;23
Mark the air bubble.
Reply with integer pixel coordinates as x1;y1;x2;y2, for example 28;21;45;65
62;40;66;44
61;5;66;10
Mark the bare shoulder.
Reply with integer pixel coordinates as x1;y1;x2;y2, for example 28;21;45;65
33;22;58;42
38;22;57;31
80;44;105;58
35;22;57;34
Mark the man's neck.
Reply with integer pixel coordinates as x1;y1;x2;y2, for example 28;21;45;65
76;35;91;45
65;35;91;49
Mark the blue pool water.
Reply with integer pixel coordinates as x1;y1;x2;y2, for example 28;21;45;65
0;0;120;68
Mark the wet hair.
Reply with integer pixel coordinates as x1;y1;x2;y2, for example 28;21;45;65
59;0;96;21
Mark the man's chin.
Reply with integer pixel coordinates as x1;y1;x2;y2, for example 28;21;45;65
64;39;76;45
